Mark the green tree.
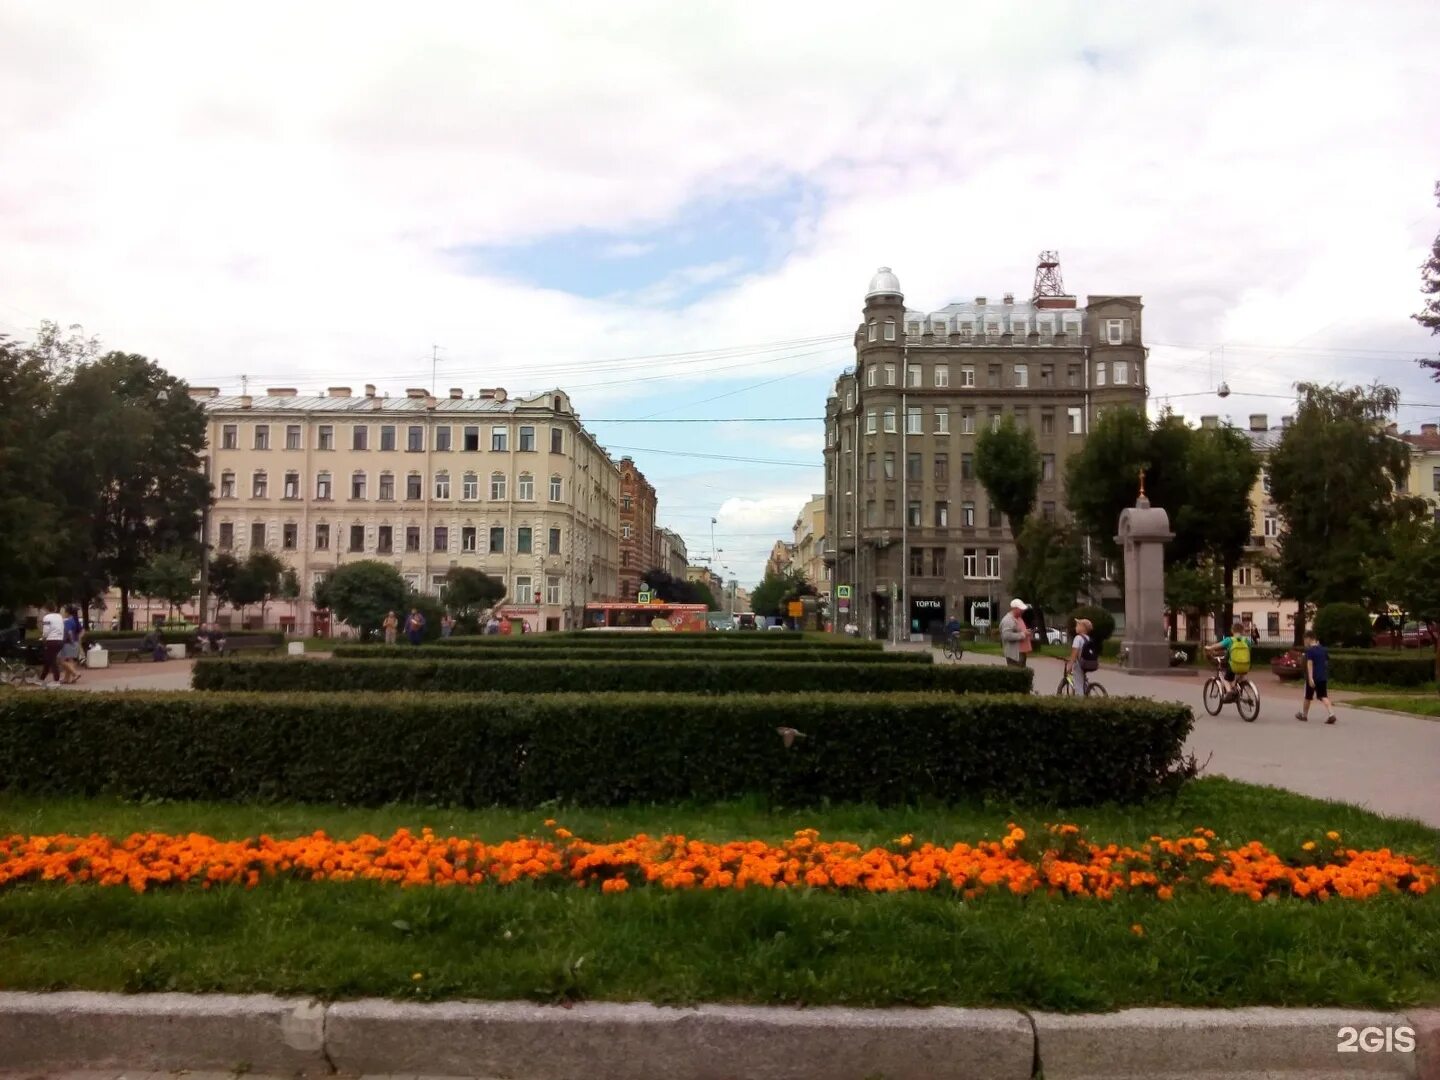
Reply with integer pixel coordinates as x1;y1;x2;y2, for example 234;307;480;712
1065;408;1176;560
313;560;408;639
278;567;302;604
0;337;64;614
1010;517;1091;619
1180;424;1261;625
208;552;241;613
442;567;506;627
1370;522;1440;687
135;551;199;622
975;414;1041;538
1164;562;1225;643
1416;181;1440;382
1265;382;1413;643
691;580;721;611
750;567;814;618
244;551;287;626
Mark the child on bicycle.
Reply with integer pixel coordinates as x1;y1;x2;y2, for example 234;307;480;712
1065;618;1095;695
1205;621;1253;703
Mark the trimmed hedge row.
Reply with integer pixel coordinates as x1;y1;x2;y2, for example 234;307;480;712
435;633;883;650
192;657;1031;695
84;629;287;646
0;691;1194;807
332;645;933;665
1328;650;1436;687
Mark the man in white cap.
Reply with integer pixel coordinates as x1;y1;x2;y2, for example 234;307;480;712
999;598;1032;668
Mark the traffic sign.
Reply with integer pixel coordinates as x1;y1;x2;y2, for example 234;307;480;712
787;600;804;617
836;585;852;599
637;590;652;604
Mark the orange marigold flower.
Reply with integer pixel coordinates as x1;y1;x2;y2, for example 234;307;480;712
1130;923;1145;937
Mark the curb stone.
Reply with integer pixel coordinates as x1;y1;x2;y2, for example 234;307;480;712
1412;1008;1440;1080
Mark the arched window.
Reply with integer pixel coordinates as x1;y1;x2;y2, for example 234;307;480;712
490;471;507;501
549;475;562;502
867;320;877;342
518;472;534;501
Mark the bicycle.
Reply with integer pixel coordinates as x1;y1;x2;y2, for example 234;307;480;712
1056;667;1107;697
0;656;39;689
1202;656;1260;722
941;632;965;662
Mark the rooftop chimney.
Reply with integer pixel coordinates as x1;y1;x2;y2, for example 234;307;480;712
364;384;376;398
1249;414;1267;432
1200;415;1219;430
974;296;987;307
1002;292;1014;305
1422;423;1438;437
328;386;352;398
1281;415;1294;428
239;395;253;410
1386;422;1399;435
187;387;219;400
405;388;427;399
449;388;464;400
478;387;508;402
267;387;297;398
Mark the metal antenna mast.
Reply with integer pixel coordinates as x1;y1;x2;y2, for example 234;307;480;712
1033;251;1065;298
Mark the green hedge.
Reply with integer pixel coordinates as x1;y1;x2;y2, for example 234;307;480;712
0;691;1193;807
84;629;286;646
435;633;883;650
332;645;932;665
1327;651;1436;687
193;657;1031;696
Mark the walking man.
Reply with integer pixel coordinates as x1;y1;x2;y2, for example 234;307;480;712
39;606;65;686
1000;598;1031;667
406;607;426;646
1295;630;1337;724
382;610;398;645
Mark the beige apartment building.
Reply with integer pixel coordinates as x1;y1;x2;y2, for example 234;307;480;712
192;384;620;634
823;261;1145;639
791;494;827;592
654;527;689;582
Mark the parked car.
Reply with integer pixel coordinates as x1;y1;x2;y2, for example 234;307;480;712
1045;627;1067;645
1372;621;1435;649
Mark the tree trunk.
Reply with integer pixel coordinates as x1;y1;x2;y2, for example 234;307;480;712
1429;620;1440;695
1222;558;1235;629
119;585;133;631
1292;598;1307;647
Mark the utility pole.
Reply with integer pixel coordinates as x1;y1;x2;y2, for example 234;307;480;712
431;345;444;396
198;454;211;625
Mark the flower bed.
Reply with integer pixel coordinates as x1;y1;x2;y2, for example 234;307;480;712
2;822;1430;902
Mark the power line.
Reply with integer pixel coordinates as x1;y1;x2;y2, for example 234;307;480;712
587;415;823;423
602;444;822;467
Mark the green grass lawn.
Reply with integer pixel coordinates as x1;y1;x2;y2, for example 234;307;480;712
2;778;1438;1011
941;640;1072;660
1346;695;1440;719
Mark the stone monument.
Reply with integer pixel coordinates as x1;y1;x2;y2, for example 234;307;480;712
1115;471;1188;676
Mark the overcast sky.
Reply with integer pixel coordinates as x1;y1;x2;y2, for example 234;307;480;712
4;1;1439;587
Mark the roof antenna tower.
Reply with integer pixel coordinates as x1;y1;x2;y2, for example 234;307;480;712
1033;251;1065;298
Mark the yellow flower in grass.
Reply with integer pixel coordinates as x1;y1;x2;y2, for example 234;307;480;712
411;972;423;981
1130;923;1145;937
1326;831;1340;841
1302;841;1316;852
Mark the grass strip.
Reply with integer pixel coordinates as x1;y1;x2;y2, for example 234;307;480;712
1346;696;1440;719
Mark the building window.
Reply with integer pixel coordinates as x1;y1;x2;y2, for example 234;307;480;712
934;406;950;435
219;471;236;498
407;426;423;452
405;474;421;500
282;523;298;550
962;501;975;527
519;426;536;452
432;426;450;452
1014;408;1029;431
218;522;234;549
958;409;974;435
867;320;877;342
254;425;270;450
1068;365;1080;388
1041;410;1055;435
1113;360;1129;385
883;407;897;433
958;321;974;341
252;471;268;499
884;363;896;386
1096;362;1108;387
351;471;367;500
985;550;1000;579
620;550;630;568
434;526;448;552
313;424;332;451
349;524;365;552
315;523;329;550
987;504;1001;529
906;407;922;435
844;388;854;410
906;365;922;388
354;425;371;452
491;426;509;452
935;500;949;527
551;427;564;454
285;425;301;450
546;575;561;605
549;475;562;501
961;366;976;388
380;426;396;451
518;473;534;501
1042;501;1056;521
517;527;533;555
990;408;1003;432
490;472;507;500
251;522;267;549
910;547;925;577
963;549;978;577
865;453;876;481
987;365;1000;388
1101;558;1117;582
884;499;896;525
1264;512;1279;538
515;575;534;602
1042;454;1055;481
1014;365;1028;389
907;321;920;336
406;526;421;553
1106;318;1126;344
549;527;561;555
434;472;450;500
884;319;896;341
621;495;633;511
1040;366;1054;388
1067;407;1083;434
865;409;877;435
1237;566;1253;587
867;365;877;388
377;526;393;554
1011;317;1028;338
934;453;949;481
378;473;395;501
462;472;478;500
221;424;238;449
906;452;922;482
932;548;946;576
961;454;974;481
462;426;480;452
462;526;477;553
866;500;877;526
883;452;895;480
621;523;633;540
283;471;300;499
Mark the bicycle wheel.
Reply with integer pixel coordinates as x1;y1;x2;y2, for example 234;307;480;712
1056;675;1073;697
1201;677;1223;716
1236;680;1260;722
1084;681;1108;698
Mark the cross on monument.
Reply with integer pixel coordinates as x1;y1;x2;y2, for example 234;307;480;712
1138;467;1147;500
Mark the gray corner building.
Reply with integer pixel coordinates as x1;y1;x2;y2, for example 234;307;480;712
823;256;1145;639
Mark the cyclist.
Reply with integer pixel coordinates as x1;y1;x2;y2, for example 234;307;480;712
1205;621;1253;702
1065;617;1096;695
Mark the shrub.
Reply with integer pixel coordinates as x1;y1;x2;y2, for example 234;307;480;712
192;657;1032;696
332;645;932;665
434;633;883;650
0;691;1194;807
1327;651;1435;688
1071;605;1116;645
1313;603;1374;649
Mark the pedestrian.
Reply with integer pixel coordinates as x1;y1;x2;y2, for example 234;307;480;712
440;613;454;639
1296;630;1336;724
485;614;500;635
406;607;425;645
142;627;167;661
382;610;398;646
1000;597;1031;668
59;605;83;684
39;606;65;686
1065;617;1095;695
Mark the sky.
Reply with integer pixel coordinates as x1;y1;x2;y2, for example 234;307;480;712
3;0;1439;588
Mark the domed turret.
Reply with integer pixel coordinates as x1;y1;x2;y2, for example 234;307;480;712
866;266;902;300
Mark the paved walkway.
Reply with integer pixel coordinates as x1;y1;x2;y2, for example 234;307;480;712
43;659;196;693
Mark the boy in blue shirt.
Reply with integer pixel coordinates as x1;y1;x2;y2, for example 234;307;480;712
1295;631;1336;724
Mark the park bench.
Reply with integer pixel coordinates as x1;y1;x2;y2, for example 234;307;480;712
110;634;283;662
